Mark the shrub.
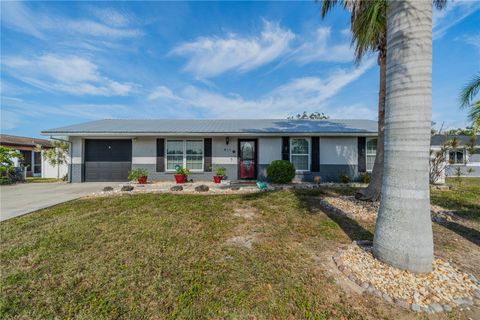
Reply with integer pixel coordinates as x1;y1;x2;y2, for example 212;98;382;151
359;172;370;184
267;160;295;184
215;167;226;176
339;173;351;183
175;166;190;177
128;168;149;181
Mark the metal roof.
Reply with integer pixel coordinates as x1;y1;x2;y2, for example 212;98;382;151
431;135;479;146
42;119;378;136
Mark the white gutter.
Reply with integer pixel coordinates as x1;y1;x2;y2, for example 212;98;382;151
41;132;378;137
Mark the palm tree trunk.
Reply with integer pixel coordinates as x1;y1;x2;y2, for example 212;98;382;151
356;53;386;202
373;0;434;273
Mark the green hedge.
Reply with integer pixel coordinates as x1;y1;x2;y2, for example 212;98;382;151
267;160;296;184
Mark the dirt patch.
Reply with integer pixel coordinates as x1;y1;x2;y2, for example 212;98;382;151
233;207;258;219
225;233;260;249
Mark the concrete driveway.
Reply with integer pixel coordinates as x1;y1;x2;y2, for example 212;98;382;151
0;182;112;222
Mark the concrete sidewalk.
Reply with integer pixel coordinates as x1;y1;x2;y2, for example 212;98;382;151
0;182;112;222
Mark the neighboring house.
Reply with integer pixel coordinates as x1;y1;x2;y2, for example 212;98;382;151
41;119;378;183
431;134;480;179
0;134;68;179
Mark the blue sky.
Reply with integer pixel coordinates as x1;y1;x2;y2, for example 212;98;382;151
1;1;479;138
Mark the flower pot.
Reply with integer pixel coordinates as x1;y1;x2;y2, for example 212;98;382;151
137;176;148;184
174;174;186;184
213;176;222;184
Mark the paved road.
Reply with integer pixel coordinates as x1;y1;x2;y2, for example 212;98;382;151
0;182;112;222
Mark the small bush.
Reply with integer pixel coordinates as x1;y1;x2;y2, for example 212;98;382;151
215;167;226;176
267;160;296;184
128;168;149;181
359;172;370;184
339;173;351;183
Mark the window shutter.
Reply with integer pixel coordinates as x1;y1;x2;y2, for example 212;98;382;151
358;137;366;172
156;139;165;172
204;138;212;172
311;137;320;172
282;137;290;161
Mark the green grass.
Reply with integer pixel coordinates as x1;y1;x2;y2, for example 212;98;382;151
431;177;480;223
25;177;63;183
0;191;361;319
1;182;477;319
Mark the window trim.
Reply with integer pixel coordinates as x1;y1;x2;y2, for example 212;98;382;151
448;148;466;165
165;139;204;172
366;137;377;172
290;137;311;172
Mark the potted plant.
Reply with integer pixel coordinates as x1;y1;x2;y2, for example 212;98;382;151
174;165;190;184
128;168;149;184
213;167;226;183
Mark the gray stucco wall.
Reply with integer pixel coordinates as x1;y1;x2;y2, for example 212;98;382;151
70;136;84;183
445;164;480;177
68;135;363;183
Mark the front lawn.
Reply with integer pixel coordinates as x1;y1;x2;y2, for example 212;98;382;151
1;186;478;319
431;177;480;223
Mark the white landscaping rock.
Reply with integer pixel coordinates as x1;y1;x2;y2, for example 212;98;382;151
332;243;480;313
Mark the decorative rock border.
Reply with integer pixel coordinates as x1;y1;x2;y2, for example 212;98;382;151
90;181;365;197
333;241;480;313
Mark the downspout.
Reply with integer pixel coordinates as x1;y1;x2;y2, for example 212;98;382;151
49;136;72;183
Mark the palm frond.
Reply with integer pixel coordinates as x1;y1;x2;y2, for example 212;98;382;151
460;73;480;108
320;0;340;18
350;0;387;63
468;101;480;127
433;0;448;10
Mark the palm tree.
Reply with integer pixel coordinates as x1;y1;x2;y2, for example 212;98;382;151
320;0;445;202
321;0;387;202
373;0;434;273
460;73;480;129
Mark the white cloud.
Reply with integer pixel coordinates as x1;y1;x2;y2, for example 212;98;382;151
0;1;46;39
1;1;142;40
433;1;480;40
291;27;354;64
147;58;376;118
461;33;480;50
147;86;181;101
2;54;134;96
171;22;356;77
0;109;23;130
87;7;132;27
170;20;295;78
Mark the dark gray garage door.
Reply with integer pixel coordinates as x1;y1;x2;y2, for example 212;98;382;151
84;139;132;182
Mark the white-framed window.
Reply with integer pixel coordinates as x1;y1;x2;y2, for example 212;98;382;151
366;138;377;172
166;139;204;171
290;138;310;171
449;149;465;164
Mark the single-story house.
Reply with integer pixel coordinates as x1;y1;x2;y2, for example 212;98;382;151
41;119;379;183
0;134;68;178
430;134;480;179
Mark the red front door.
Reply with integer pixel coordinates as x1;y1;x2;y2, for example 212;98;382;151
239;140;256;179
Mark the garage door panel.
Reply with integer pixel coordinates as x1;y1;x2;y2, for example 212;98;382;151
85;162;131;182
84;139;132;182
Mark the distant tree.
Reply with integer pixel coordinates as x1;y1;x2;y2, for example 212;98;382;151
287;111;329;120
38;141;69;179
445;127;476;136
0;146;23;184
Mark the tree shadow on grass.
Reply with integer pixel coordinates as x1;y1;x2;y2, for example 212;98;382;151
435;220;480;247
297;193;374;242
240;188;373;242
